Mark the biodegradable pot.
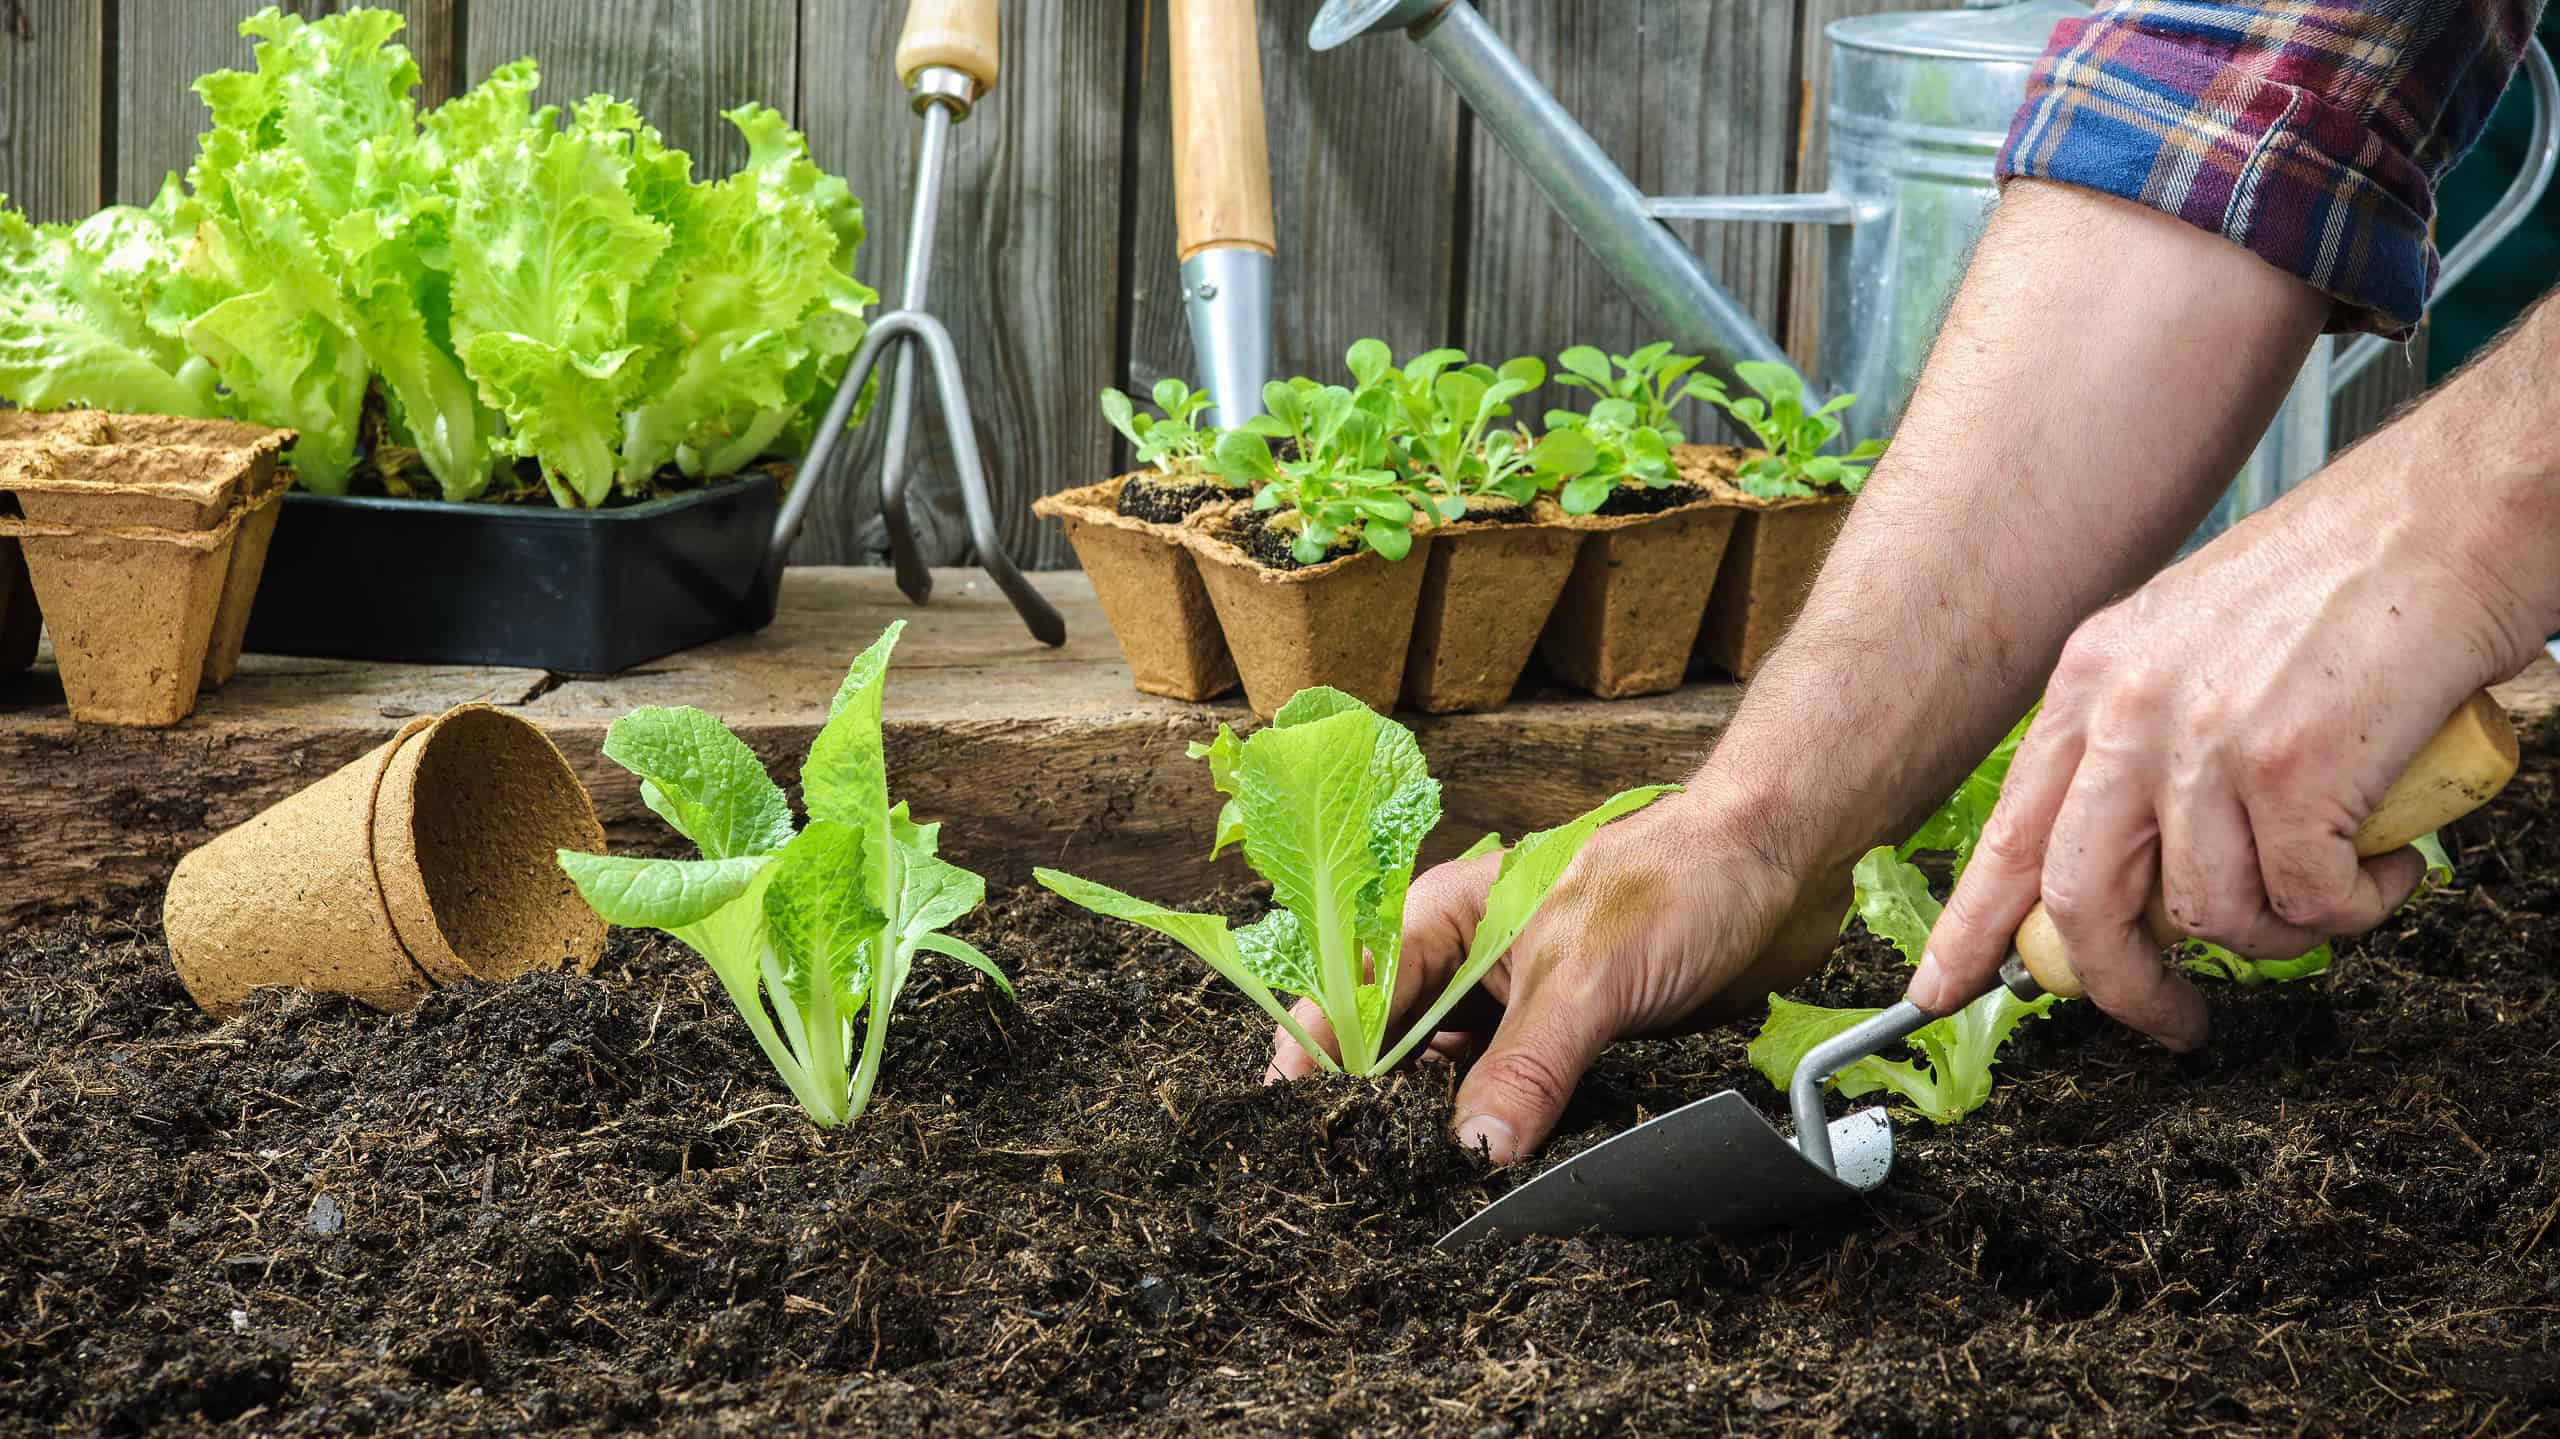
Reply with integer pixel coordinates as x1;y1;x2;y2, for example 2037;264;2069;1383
1534;489;1739;700
201;467;292;689
0;505;246;726
0;538;36;675
1183;514;1431;719
1400;513;1580;714
244;469;782;673
0;414;297;713
1697;490;1853;679
164;703;608;1016
1032;475;1238;701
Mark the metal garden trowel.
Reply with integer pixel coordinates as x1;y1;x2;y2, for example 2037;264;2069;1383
1441;689;2522;1246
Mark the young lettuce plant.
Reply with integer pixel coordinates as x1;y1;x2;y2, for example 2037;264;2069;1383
555;622;1008;1128
1100;377;1224;476
1752;708;2440;1121
1389;352;1594;521
1543;398;1678;516
1034;688;1672;1076
1553;341;1719;441
1709;360;1886;500
1213;379;1417;563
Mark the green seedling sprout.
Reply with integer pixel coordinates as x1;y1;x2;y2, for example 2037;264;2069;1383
1037;687;1672;1077
1100;376;1225;477
1213;366;1417;564
1708;360;1887;499
1553;341;1720;442
556;622;1010;1129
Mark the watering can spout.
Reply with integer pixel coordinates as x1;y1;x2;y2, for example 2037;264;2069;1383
1308;0;1811;401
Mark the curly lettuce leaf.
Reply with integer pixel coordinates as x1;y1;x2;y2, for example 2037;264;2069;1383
0;198;218;418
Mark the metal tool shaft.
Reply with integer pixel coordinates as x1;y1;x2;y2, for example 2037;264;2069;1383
1790;957;2044;1179
1406;2;1807;395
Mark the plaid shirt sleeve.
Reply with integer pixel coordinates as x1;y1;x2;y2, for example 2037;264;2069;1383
1996;1;2547;337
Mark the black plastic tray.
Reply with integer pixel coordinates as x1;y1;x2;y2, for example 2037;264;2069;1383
242;472;782;674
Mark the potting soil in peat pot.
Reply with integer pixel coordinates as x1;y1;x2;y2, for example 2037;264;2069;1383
6;742;2560;1433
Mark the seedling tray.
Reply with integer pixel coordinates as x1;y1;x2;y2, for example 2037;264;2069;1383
243;472;781;673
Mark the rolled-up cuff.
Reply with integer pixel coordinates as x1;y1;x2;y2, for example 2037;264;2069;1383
1996;14;2435;339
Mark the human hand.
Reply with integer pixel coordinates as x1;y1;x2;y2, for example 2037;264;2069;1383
1265;786;1846;1164
1909;460;2534;1048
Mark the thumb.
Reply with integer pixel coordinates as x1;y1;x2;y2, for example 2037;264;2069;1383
1450;976;1614;1166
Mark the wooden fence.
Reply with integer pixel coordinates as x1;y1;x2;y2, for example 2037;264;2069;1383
1;0;2424;569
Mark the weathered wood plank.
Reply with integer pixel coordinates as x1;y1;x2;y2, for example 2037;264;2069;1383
791;0;1127;572
0;0;104;224
8;566;2559;924
111;0;459;206
465;0;795;176
1123;0;1461;427
1;567;1755;922
1461;0;1792;442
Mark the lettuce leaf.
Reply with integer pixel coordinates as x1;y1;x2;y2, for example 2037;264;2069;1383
2;9;873;510
1040;686;1673;1077
558;624;1000;1128
1751;847;2056;1125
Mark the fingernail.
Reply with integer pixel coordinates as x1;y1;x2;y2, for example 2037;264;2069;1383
1908;949;1946;1010
1454;1114;1517;1166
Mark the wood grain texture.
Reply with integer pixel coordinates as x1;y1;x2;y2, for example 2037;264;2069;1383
1167;0;1275;257
110;0;458;206
1;566;1762;922
7;567;2558;923
1124;0;1461;424
791;0;1127;571
466;0;795;176
1461;0;1793;444
0;0;104;223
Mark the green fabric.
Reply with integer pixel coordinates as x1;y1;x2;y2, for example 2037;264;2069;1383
2430;13;2560;380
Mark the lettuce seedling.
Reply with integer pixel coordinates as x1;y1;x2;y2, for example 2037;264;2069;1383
1754;706;2429;1122
1749;846;2057;1124
1708;361;1886;500
556;622;1008;1128
1035;688;1672;1076
1213;380;1417;563
1554;341;1719;441
1100;377;1223;476
1388;352;1594;521
1544;399;1678;516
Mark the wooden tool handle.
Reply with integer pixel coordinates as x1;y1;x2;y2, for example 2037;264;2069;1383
897;0;1000;95
1168;0;1276;260
2015;689;2520;998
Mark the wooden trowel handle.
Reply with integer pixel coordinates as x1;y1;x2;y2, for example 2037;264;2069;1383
2014;689;2520;999
897;0;1000;95
1168;0;1276;260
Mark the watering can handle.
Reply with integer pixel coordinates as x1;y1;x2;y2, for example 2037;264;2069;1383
2336;36;2556;391
2010;690;2519;999
897;0;1000;97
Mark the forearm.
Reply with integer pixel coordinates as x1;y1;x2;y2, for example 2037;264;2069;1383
1693;181;2327;876
2332;287;2560;667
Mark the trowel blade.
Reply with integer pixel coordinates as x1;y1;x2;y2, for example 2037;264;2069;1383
1436;1090;1894;1246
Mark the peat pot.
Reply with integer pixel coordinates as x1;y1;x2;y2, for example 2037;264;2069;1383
1032;476;1239;701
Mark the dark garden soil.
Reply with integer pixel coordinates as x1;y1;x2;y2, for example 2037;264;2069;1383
1589;480;1711;517
1227;508;1360;572
1114;475;1234;526
6;742;2560;1437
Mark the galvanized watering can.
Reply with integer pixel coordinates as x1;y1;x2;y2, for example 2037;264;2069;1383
1311;0;2556;537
